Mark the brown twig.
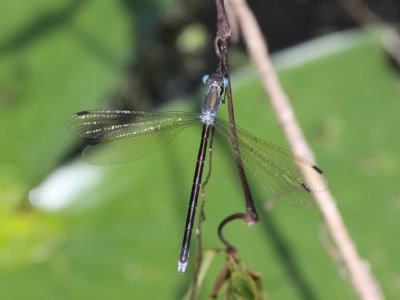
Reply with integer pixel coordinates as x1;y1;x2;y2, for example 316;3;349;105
215;0;259;225
228;0;385;299
210;264;230;298
334;0;400;68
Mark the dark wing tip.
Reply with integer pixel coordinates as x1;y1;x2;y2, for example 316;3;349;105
312;165;324;174
76;110;90;116
300;182;312;192
66;111;90;132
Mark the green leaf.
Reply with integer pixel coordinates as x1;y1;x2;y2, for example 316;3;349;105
223;257;265;300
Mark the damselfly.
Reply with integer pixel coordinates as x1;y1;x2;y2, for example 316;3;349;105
66;73;327;274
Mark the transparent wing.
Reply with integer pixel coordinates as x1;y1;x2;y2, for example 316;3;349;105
66;110;199;164
214;119;327;208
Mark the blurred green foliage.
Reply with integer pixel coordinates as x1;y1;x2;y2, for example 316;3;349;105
0;1;399;299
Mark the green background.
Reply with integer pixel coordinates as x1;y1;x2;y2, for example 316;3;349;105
0;1;399;299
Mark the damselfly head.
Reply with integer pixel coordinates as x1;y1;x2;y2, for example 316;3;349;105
202;73;229;89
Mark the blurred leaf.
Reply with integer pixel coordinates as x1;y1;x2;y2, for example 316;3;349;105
0;0;132;191
0;0;173;205
177;23;208;54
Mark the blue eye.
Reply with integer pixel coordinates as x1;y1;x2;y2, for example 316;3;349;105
223;77;229;87
202;74;209;85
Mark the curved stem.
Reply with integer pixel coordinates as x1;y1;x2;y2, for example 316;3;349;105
217;212;246;252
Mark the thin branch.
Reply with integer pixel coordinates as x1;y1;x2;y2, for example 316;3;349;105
228;0;385;299
215;0;259;224
210;264;230;298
